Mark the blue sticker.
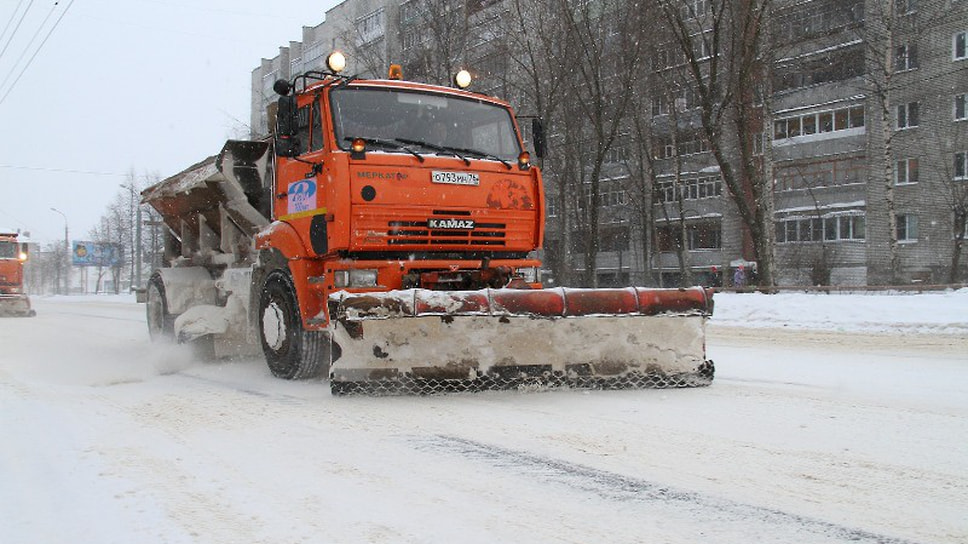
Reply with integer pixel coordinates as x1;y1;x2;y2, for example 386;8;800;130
288;179;317;213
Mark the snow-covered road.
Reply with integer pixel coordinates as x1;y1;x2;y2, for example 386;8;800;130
2;293;966;544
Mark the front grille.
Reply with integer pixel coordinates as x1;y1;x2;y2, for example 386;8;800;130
387;220;507;246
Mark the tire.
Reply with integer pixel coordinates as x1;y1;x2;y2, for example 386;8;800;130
258;270;328;380
146;272;175;341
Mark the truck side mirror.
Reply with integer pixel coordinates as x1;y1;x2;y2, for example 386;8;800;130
531;118;546;159
275;95;300;158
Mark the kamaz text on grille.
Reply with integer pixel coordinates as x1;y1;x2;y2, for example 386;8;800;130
428;218;475;230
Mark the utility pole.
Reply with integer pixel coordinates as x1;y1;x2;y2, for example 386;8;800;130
50;207;69;295
135;202;142;289
121;182;144;290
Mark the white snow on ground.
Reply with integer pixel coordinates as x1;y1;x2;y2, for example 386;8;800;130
1;290;966;544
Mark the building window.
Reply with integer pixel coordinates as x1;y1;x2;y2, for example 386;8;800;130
774;43;865;92
356;9;385;45
752;132;764;155
775;157;865;191
652;48;673;70
775;0;864;41
656;176;723;203
654;132;709;158
896;0;917;14
604;143;629;164
896;102;919;129
895;158;919;185
402;30;422;50
656;222;722;251
955;31;967;61
599;227;630;252
547;198;557;217
777;214;865;242
687;222;722;250
956;152;968;180
694;33;712;60
841;215;865;240
399;0;424;23
956;94;967;121
897;214;918;242
894;43;918;71
774;105;864;140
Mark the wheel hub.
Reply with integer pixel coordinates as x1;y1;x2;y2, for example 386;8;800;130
262;301;287;351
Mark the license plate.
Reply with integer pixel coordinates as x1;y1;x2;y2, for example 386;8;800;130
431;171;480;186
428;218;475;229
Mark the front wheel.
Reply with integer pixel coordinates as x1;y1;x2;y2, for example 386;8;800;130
258;270;328;380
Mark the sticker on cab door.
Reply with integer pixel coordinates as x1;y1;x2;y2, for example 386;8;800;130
288;179;317;214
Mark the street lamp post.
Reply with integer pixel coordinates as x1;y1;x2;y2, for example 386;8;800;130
50;207;69;295
120;183;144;290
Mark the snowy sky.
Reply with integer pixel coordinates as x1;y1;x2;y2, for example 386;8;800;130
0;0;339;245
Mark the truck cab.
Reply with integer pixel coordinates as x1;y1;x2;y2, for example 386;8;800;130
254;57;545;331
0;230;34;317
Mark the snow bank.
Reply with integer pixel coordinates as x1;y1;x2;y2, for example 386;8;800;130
712;288;968;335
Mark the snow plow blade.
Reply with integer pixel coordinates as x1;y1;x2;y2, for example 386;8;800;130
328;287;714;395
0;294;35;317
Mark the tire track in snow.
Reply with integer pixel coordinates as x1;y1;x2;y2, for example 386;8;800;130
416;434;927;544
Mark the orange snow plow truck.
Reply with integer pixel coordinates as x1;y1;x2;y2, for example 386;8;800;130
142;53;714;395
0;230;35;317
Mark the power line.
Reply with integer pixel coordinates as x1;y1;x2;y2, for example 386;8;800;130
0;0;37;63
0;0;74;107
0;0;57;92
0;0;29;48
0;163;127;177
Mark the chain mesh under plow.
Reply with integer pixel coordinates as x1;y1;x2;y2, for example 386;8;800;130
331;360;714;396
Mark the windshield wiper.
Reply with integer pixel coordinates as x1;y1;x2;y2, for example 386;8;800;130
344;136;424;162
446;146;513;169
394;138;471;166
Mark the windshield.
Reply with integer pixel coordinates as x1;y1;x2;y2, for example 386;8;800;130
0;241;17;259
330;87;522;162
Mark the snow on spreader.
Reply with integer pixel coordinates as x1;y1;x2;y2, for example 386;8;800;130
328;286;714;395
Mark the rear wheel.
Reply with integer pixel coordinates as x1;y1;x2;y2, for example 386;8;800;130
146;272;174;341
258;270;328;379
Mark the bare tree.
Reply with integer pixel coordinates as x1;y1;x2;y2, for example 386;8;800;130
327;5;392;79
622;85;661;286
89;192;129;293
23;241;63;295
920;131;968;283
558;0;646;286
854;0;948;283
396;0;471;85
501;0;571;283
655;0;776;287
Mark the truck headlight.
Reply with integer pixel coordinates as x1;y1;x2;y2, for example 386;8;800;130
334;269;379;288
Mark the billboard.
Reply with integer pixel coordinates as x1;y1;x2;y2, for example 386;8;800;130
72;241;122;267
